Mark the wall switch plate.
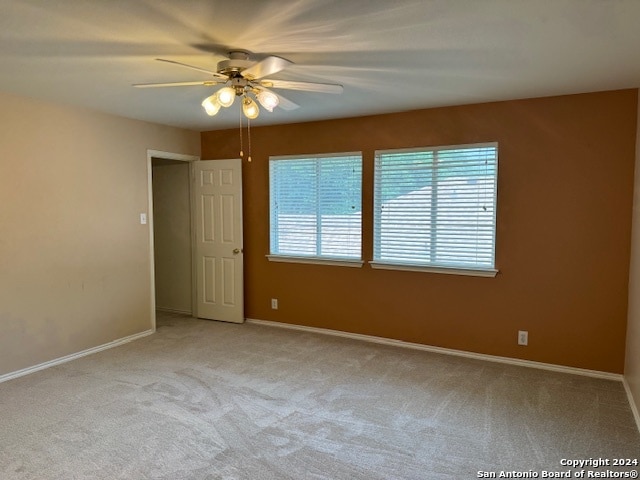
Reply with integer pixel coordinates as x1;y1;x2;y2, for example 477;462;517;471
271;298;278;310
140;213;147;225
518;330;528;346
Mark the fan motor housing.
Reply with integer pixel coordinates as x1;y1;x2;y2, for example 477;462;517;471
217;58;253;76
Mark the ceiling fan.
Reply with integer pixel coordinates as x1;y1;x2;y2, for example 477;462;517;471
133;49;344;119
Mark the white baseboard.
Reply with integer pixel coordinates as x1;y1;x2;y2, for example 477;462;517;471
246;318;623;382
623;377;640;433
156;307;192;315
0;329;154;384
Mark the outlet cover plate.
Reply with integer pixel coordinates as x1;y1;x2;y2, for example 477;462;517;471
518;330;528;346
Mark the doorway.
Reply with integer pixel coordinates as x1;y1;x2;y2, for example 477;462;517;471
147;151;245;329
147;150;198;331
151;157;193;315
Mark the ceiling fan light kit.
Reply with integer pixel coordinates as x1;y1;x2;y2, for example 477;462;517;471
193;52;287;120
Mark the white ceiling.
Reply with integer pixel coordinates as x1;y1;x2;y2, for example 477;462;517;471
1;0;639;132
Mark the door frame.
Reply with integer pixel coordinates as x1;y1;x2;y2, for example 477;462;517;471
146;149;200;331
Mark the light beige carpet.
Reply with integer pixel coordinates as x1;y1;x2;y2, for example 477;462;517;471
1;311;638;479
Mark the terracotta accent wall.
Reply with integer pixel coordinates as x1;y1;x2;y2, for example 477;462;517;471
202;89;638;374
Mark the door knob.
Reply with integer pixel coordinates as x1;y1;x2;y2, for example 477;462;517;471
233;248;242;254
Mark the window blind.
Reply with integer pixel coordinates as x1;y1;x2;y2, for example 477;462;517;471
373;143;497;270
270;153;362;260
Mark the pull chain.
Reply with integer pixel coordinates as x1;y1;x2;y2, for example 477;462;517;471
239;106;244;159
247;117;252;162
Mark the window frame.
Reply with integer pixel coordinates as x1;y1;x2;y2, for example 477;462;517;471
371;142;499;277
267;152;364;268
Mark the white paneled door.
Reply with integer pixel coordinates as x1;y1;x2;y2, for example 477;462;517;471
193;159;244;323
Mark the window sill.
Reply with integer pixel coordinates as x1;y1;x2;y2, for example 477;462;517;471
369;261;498;277
267;255;364;268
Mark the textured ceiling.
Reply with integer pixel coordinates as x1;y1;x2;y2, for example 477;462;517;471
1;0;639;131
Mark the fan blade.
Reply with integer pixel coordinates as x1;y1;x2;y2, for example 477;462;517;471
133;80;225;88
241;56;292;80
156;58;227;79
259;79;343;94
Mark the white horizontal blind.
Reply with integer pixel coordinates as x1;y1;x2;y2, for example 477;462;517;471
374;143;497;270
270;153;362;260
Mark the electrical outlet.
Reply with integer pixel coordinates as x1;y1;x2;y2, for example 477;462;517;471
271;298;278;310
518;330;528;346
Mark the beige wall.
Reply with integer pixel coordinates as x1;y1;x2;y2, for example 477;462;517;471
626;97;640;420
0;91;200;376
203;89;637;374
152;160;192;314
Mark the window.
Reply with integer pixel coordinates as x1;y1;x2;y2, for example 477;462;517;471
269;153;362;266
373;143;498;276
